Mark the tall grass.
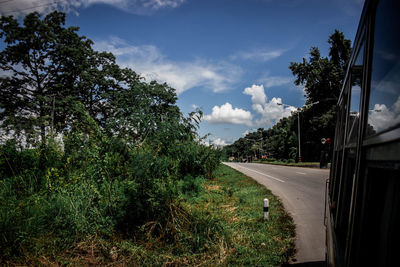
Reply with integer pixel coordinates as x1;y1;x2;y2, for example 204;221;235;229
0;134;222;264
1;156;296;266
0;131;295;266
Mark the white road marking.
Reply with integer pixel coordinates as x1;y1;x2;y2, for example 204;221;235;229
296;172;307;175
237;165;286;183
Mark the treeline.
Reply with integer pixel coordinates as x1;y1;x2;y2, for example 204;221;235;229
0;12;221;261
224;30;351;162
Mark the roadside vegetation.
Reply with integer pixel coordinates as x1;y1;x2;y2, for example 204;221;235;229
1;158;295;266
253;158;320;168
0;11;295;266
0;11;221;264
223;30;352;163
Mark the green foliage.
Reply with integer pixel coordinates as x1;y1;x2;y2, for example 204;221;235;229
288;30;351;161
0;125;221;261
31;164;293;266
0;11;222;263
290;30;350;105
178;174;205;199
0;11;95;142
224;117;298;161
174;140;221;180
0;140;40;179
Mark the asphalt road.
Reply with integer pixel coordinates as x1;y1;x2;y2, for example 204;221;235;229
224;162;329;263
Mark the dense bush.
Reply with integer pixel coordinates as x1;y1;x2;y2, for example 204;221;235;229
174;141;222;180
0;127;221;261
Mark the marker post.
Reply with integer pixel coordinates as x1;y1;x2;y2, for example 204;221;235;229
264;198;269;220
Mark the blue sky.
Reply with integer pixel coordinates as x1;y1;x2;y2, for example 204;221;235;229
0;0;365;146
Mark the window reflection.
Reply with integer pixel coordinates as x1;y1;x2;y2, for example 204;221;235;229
337;94;347;150
367;0;400;136
347;43;364;145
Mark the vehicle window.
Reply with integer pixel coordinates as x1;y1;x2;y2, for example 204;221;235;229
366;0;400;136
347;43;364;145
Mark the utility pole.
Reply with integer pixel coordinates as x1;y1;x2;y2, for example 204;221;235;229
278;101;322;162
297;112;301;162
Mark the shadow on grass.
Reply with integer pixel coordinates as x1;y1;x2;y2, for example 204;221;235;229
283;261;326;267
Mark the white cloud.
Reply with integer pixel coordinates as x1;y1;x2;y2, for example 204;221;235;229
232;48;286;62
0;0;185;17
201;137;232;147
94;37;242;94
192;104;199;110
205;85;296;128
243;84;267;105
204;103;253;126
368;96;400;132
258;76;293;88
243;84;296;128
211;138;228;147
255;97;296;127
141;0;185;9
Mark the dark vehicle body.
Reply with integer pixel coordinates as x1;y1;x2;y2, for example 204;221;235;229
326;0;400;266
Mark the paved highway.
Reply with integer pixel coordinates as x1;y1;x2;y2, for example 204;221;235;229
224;162;329;263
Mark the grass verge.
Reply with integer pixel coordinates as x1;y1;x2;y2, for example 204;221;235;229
5;164;296;266
253;160;321;168
201;164;297;265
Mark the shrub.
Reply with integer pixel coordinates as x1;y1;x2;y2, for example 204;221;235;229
178;174;205;198
174;141;221;180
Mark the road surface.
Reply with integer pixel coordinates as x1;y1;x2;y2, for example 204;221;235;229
224;162;329;263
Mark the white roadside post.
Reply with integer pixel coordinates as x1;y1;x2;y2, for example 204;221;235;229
264;198;269;220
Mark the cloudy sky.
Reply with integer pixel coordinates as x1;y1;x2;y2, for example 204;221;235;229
0;0;365;146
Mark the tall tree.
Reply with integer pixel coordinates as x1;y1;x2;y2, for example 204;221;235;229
100;66;185;147
289;30;351;105
0;11;94;143
0;11;190;150
329;29;352;72
289;30;351;161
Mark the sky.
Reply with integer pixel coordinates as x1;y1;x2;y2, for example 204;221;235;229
0;0;365;146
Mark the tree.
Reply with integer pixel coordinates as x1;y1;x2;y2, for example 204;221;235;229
97;65;186;149
0;11;189;150
289;30;351;105
329;29;352;72
73;50;120;129
0;11;94;143
289;30;351;161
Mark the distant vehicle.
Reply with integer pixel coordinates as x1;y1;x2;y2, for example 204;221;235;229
326;0;400;266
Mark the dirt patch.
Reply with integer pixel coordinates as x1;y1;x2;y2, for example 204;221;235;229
205;185;222;191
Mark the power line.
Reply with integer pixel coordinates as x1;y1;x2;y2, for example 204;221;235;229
0;0;68;16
